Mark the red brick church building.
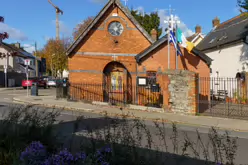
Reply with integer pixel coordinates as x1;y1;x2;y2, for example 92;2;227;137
66;0;212;106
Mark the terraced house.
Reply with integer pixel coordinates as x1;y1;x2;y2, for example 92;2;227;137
66;0;212;114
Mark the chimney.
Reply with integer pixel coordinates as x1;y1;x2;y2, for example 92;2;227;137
14;42;21;49
195;25;202;34
151;29;158;41
212;17;220;27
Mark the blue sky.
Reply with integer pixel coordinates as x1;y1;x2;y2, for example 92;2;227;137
0;0;240;52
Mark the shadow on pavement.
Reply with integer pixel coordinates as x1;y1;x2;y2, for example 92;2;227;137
53;117;216;165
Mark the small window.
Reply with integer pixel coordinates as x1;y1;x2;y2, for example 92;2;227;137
15;57;19;63
147;71;157;86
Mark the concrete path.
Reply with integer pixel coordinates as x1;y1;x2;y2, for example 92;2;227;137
13;95;248;132
0;87;22;91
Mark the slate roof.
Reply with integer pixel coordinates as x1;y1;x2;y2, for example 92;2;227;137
135;35;213;66
197;14;248;52
0;42;35;59
66;0;155;56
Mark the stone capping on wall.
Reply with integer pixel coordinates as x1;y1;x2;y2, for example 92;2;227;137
157;70;199;115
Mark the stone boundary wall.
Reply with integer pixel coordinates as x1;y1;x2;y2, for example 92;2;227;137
157;70;198;115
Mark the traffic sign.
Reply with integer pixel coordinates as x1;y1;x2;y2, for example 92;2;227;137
24;59;31;66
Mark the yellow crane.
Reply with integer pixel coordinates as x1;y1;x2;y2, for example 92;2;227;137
48;0;63;40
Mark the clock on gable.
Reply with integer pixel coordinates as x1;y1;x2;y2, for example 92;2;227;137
108;21;124;36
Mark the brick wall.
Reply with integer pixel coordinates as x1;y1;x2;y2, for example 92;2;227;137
157;70;199;115
69;5;151;84
138;42;210;78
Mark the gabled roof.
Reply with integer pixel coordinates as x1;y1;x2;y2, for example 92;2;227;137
0;42;35;59
135;35;213;66
197;13;248;52
66;0;155;56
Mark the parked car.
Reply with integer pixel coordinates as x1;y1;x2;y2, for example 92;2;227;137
47;79;56;88
22;77;47;89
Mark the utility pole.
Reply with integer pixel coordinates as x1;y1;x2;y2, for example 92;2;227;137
48;0;63;40
35;42;39;77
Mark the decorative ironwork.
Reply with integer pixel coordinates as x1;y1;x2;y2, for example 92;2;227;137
58;82;163;108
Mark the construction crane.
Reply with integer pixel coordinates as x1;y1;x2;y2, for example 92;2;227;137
48;0;63;40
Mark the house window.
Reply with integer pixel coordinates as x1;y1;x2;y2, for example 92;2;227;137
147;71;157;86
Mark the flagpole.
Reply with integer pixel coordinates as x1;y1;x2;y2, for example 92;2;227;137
175;23;178;70
168;27;170;69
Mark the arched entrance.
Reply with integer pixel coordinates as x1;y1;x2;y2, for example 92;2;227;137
103;61;132;105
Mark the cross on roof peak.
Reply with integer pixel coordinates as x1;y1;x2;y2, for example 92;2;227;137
122;0;128;6
165;5;175;15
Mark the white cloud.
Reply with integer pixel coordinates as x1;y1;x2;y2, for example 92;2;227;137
43;36;51;41
23;44;35;53
135;6;145;15
158;9;194;37
0;22;28;41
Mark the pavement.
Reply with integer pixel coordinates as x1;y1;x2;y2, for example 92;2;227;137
0;87;22;91
12;93;248;133
1;88;248;164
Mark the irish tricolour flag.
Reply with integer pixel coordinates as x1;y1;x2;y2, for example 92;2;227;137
176;28;194;52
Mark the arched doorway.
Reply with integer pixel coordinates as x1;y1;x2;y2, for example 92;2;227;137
103;61;132;105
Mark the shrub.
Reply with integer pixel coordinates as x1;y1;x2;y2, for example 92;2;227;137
19;141;111;165
0;105;60;165
0;105;238;165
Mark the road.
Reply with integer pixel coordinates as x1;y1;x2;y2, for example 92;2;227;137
0;88;248;164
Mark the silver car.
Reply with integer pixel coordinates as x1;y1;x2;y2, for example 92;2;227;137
47;79;56;88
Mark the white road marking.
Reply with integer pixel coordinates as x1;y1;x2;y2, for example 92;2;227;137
7;94;22;96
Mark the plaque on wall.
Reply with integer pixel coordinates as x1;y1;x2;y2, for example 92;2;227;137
137;77;147;86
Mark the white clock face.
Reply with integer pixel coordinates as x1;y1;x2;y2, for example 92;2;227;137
108;21;124;36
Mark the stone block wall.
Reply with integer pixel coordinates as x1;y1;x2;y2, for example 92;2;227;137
157;70;199;115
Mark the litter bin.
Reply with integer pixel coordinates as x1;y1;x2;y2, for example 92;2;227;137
31;82;38;96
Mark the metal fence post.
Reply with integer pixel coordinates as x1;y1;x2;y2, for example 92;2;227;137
198;77;200;114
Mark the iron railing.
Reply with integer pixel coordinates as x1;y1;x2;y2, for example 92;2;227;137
56;77;248;120
198;77;248;119
57;83;163;108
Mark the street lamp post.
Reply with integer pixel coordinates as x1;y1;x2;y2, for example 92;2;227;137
0;16;10;88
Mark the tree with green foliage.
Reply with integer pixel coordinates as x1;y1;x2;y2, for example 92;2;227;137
238;0;248;12
131;10;162;39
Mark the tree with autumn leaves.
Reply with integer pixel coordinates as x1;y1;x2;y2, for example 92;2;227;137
36;38;70;77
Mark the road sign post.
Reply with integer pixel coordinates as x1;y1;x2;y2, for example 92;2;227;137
25;59;31;97
4;65;7;88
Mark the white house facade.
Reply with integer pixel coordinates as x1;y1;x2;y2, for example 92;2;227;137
197;14;248;78
0;42;38;86
205;42;248;78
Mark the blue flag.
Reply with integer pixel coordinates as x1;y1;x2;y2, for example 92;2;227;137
169;30;183;56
